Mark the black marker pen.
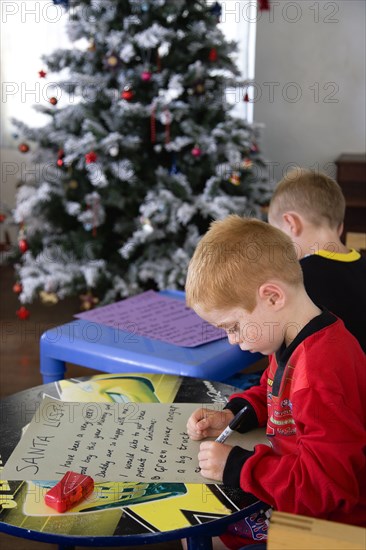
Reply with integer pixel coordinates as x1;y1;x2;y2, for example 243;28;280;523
215;406;249;443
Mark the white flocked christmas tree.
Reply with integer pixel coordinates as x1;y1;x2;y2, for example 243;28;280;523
13;0;273;311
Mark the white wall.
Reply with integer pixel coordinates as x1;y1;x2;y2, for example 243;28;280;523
254;0;366;181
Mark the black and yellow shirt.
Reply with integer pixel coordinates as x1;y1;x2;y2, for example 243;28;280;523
301;249;366;352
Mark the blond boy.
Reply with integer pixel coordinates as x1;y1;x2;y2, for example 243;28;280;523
268;168;366;351
186;216;365;550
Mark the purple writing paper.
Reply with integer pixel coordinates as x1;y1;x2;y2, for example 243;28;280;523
75;290;226;347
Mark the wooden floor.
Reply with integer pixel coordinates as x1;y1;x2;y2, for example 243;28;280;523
0;265;181;549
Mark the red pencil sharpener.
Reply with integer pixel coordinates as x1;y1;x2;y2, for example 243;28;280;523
44;471;94;513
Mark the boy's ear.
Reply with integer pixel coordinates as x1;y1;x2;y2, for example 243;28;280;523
282;212;303;237
258;283;285;309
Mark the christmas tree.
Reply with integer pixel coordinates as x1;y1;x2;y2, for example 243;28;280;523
13;0;273;311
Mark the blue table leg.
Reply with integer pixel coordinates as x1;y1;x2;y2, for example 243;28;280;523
40;357;66;383
187;535;213;550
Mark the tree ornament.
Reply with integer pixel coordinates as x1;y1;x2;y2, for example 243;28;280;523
242;158;253;169
18;221;29;253
57;148;65;167
191;145;202;157
140;217;153;234
13;282;23;294
250;143;259;154
68;179;78;189
210;2;222;20
191;79;205;96
38;70;47;78
85;151;97;164
141;70;152;82
209;47;218;62
16;306;30;320
49;97;58;105
243;92;250;102
18;143;30;153
18;238;29;253
39;290;59;305
109;145;119;157
105;52;120;69
0;213;6;223
229;172;241;186
79;292;99;311
121;86;134;101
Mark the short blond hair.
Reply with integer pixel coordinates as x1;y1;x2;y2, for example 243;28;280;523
269;168;345;229
185;215;303;312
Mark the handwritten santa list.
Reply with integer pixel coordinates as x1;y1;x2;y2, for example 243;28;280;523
3;398;267;483
2;398;212;482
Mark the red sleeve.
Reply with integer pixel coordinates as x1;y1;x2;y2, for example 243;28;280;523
239;385;366;520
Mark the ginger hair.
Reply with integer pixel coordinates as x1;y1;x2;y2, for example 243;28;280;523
185;215;303;312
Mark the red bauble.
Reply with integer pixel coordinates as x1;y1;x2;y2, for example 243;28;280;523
85;151;97;164
57;148;65;166
121;87;134;101
18;143;30;153
0;214;6;223
16;306;30;320
141;71;152;82
13;282;23;294
243;92;250;102
229;172;240;186
49;97;58;105
39;70;47;78
79;292;99;311
209;47;218;62
191;146;202;157
18;238;29;253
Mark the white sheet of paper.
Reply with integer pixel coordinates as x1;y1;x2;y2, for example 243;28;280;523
2;398;268;483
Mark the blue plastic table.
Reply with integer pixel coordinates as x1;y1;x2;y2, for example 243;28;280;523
40;290;261;383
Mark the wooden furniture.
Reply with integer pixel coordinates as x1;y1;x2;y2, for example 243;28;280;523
335;153;366;241
0;374;264;550
345;231;366;251
268;511;366;550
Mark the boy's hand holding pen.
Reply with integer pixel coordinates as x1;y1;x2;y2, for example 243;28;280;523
186;407;235;440
187;406;250;481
